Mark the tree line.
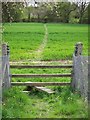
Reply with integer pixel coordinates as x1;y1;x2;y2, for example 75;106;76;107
2;1;90;24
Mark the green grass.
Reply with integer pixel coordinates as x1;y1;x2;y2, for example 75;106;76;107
3;23;45;61
2;86;88;118
2;22;88;118
43;23;88;60
3;23;88;61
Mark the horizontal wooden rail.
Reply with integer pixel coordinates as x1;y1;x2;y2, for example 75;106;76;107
11;82;71;86
10;65;73;69
10;74;72;78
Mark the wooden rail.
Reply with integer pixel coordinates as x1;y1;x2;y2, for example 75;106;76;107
10;65;73;69
11;74;72;78
11;82;71;86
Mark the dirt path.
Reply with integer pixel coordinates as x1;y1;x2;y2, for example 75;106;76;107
34;24;48;61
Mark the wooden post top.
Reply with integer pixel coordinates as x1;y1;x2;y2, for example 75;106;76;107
2;43;10;56
75;42;83;56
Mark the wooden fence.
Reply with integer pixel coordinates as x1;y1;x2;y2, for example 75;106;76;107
1;42;88;98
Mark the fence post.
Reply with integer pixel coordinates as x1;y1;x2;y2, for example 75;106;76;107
71;42;83;90
2;43;11;89
74;42;83;56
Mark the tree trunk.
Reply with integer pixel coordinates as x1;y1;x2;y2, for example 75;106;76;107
28;13;31;22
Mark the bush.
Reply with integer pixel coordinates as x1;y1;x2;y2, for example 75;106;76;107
69;18;79;24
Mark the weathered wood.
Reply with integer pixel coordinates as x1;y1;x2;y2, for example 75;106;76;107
2;44;7;89
2;61;7;80
72;42;83;89
2;44;7;56
74;42;83;56
11;82;71;86
25;86;55;94
2;44;7;77
4;64;10;88
11;73;72;78
72;55;88;98
34;86;55;94
2;44;11;88
9;60;72;64
72;42;88;100
22;91;31;93
10;65;73;69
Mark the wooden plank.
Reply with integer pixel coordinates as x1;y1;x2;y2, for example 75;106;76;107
22;86;54;94
34;86;55;94
22;91;30;93
11;74;72;78
10;65;72;69
11;82;71;86
9;60;72;64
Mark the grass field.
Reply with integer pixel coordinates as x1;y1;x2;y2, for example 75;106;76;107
3;23;88;61
2;23;88;118
43;23;88;60
3;23;45;61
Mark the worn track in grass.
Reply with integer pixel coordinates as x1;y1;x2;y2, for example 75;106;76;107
34;24;48;61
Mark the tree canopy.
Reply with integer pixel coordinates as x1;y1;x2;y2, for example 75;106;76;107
2;1;89;24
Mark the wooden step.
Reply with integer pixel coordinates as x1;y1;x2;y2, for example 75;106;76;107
22;91;31;93
35;86;55;94
22;86;55;94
